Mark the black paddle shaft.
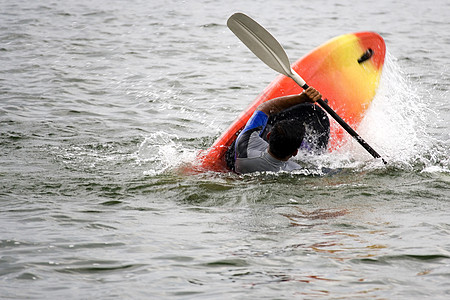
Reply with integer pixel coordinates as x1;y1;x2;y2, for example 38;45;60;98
302;83;387;164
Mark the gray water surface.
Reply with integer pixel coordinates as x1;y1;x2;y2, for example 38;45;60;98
1;0;449;299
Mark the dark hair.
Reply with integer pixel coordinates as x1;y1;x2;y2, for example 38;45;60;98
268;120;305;159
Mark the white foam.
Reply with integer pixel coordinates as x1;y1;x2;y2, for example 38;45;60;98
358;53;427;158
137;131;197;176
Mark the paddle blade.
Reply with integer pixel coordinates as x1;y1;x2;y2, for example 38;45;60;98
227;13;293;77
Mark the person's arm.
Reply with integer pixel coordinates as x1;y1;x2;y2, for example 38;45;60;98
257;87;321;116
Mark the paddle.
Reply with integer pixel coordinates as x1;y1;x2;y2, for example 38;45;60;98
227;12;387;164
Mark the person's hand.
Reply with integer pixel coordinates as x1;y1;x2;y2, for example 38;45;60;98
304;87;321;103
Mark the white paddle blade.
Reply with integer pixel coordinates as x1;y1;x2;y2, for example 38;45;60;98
227;13;293;77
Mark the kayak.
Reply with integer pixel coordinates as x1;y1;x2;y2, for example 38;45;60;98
196;31;386;172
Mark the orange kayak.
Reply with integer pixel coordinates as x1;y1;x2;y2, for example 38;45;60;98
196;31;386;172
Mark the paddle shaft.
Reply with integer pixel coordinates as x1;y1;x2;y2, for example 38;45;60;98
289;69;385;163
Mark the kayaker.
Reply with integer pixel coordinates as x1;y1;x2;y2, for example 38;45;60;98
225;87;330;174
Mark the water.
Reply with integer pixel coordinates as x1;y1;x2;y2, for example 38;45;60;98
1;0;449;299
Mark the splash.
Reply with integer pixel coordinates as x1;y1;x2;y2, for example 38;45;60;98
137;131;197;176
335;52;448;172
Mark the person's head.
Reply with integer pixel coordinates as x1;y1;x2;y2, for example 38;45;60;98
267;120;305;160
